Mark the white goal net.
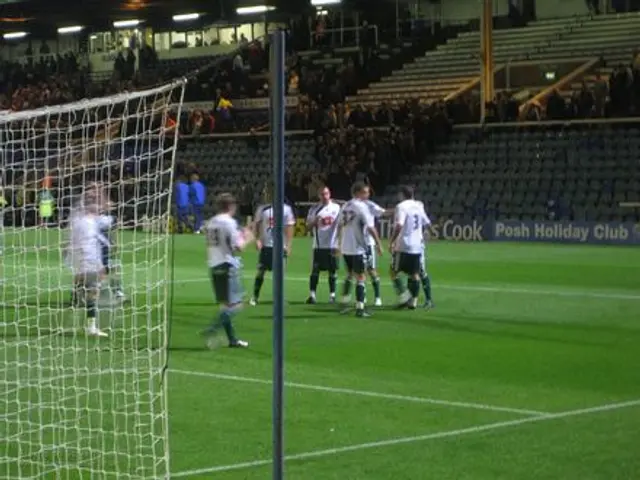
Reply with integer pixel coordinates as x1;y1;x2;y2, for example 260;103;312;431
0;80;186;479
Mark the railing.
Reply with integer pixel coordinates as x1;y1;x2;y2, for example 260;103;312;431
176;115;640;140
455;116;640;128
3;50;87;69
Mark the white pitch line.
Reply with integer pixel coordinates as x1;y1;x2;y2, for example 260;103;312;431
172;275;640;301
171;369;547;416
171;398;640;478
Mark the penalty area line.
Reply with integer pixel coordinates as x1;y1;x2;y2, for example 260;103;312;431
170;398;640;478
170;369;547;416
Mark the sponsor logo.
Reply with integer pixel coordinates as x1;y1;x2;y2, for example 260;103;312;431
492;221;640;245
429;220;486;241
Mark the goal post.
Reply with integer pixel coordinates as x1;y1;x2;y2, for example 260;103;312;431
0;79;186;479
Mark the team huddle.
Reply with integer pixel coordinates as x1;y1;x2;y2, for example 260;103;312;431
203;181;434;349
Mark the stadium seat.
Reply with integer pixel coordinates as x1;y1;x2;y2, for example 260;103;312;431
377;124;639;222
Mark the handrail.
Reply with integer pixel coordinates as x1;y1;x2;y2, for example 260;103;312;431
454;116;640;129
178;116;640;140
309;25;379;48
517;57;600;119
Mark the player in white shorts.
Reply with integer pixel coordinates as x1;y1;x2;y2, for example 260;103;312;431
68;184;109;337
389;185;430;310
336;181;383;318
305;186;341;304
250;190;295;306
202;193;254;348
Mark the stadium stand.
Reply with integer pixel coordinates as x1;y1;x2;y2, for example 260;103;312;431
554;13;640;100
351;12;640;107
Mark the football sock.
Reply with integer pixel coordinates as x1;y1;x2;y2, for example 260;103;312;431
86;297;97;328
253;274;264;300
219;309;237;343
421;274;432;301
110;277;122;292
355;280;366;307
408;278;420;299
371;276;381;299
342;278;352;297
393;277;405;295
328;272;337;295
309;270;319;294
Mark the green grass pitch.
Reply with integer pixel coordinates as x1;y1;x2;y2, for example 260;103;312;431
2;230;640;479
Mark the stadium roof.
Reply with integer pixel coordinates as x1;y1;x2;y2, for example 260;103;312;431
0;0;328;34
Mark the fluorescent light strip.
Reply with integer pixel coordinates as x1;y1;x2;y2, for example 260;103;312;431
173;13;200;22
58;26;83;34
113;19;141;28
3;31;27;39
311;0;341;5
236;5;275;15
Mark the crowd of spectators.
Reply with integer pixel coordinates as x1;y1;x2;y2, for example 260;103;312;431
281;99;453;204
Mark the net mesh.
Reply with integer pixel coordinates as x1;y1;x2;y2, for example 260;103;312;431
0;80;186;479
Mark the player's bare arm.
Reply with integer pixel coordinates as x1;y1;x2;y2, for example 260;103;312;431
285;224;294;254
367;225;383;256
389;222;403;253
254;217;263;250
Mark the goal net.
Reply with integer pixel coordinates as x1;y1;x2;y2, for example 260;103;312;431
0;80;186;479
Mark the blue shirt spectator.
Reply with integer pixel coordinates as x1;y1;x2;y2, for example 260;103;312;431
190;174;206;206
189;174;206;233
175;177;191;233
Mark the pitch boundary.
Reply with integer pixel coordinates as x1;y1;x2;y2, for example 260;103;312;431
171;368;547;416
170;398;640;477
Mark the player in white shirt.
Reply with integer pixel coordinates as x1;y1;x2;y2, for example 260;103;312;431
336;181;383;318
202;193;254;348
389;186;431;309
305;186;342;304
363;199;392;306
250;190;296;305
67;184;109;337
416;200;434;308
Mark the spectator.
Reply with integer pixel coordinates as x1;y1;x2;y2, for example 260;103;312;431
288;71;299;95
546;89;566;120
593;73;608;117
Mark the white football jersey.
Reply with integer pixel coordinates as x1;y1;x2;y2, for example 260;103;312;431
365;200;385;246
306;201;341;250
68;212;104;274
394;199;430;254
255;204;296;248
205;213;243;268
339;199;375;255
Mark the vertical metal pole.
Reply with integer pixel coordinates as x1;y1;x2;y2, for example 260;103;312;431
396;0;400;40
270;30;286;480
